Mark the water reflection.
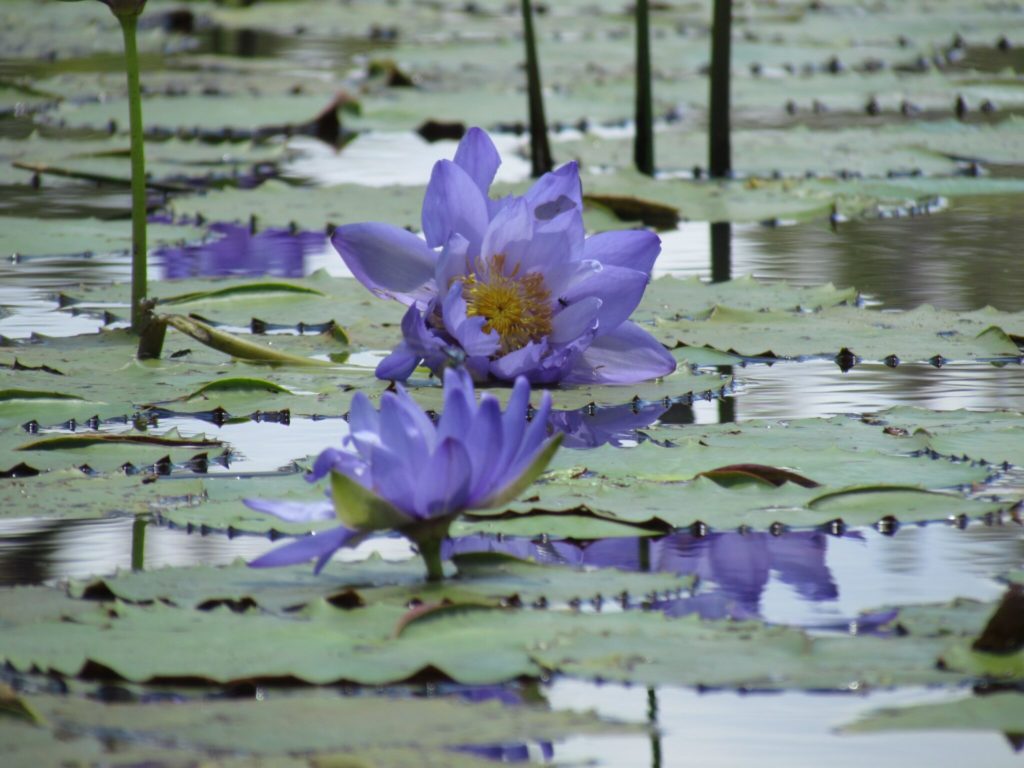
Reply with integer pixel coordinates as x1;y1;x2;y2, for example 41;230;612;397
656;195;1024;312
446;530;840;623
156;222;324;279
450;686;554;763
736;360;1024;420
742;196;1024;311
549;401;668;449
446;525;1006;628
0;516;1009;630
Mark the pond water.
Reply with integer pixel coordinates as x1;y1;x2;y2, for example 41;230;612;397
3;210;1023;765
3;3;1024;765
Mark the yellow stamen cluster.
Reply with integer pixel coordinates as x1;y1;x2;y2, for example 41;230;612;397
463;254;553;354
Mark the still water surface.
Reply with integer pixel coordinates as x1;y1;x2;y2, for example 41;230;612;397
1;148;1023;765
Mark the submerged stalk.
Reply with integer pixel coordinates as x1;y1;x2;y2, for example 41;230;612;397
131;517;147;571
119;12;148;332
520;0;553;177
634;0;655;176
419;537;445;582
708;0;732;178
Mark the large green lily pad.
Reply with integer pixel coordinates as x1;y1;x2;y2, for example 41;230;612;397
68;554;693;612
0;687;635;767
0;573;1016;690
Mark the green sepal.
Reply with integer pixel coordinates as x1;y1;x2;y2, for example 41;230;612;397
330;471;410;532
163;314;335;367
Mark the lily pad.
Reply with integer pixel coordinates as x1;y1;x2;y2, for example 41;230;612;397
0;581;1011;689
3;688;634;765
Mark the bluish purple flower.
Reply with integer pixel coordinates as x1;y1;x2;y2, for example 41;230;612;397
245;368;561;580
332;127;676;385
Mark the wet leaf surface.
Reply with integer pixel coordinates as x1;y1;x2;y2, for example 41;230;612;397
3;2;1024;764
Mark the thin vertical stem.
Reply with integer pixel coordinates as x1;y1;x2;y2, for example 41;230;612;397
634;0;654;175
647;687;662;768
119;13;148;333
520;0;553;177
638;536;651;572
419;537;445;582
717;365;736;423
710;221;731;282
131;517;147;571
708;0;732;178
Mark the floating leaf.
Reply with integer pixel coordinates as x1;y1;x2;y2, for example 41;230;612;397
696;464;821;489
17;433;221;451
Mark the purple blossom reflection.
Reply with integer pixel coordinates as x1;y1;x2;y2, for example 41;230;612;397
653;531;839;620
547;400;668;449
440;686;555;763
156;222;323;279
448;530;868;627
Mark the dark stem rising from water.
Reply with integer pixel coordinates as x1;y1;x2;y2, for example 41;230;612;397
118;11;149;332
634;0;655;175
520;0;553;177
708;0;732;178
131;517;147;571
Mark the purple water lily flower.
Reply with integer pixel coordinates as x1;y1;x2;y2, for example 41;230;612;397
332;127;676;385
245;368;561;581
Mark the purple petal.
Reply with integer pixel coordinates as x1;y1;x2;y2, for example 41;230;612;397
366;440;418;511
378;389;436;457
498;376;531;467
442;283;500;357
544;258;600;299
489;339;547;381
549;296;602;344
248;525;359;572
307;447;366;483
564;321;676;384
506;209;579;276
437;382;474;445
582;229;661;274
442;366;478;418
463;396;503;500
243;497;336;523
436;233;471;293
562;264;649;336
421;160;489;252
524;161;582;215
346;392;382;454
480;197;532;262
375;344;421;382
413;437;473;517
332;223;435;294
453;127;501;198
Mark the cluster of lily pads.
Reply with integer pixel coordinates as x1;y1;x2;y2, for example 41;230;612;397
3;0;1024;763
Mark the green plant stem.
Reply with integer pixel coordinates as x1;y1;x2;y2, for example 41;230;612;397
131;517;147;571
710;220;731;282
419;537;445;582
708;0;732;178
520;0;553;177
119;12;148;333
634;0;654;176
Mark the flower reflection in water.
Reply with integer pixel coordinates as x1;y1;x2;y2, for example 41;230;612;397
448;686;555;763
447;530;879;628
156;222;323;279
548;400;669;450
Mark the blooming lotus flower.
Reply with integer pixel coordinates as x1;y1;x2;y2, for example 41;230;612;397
245;368;561;581
332;127;676;385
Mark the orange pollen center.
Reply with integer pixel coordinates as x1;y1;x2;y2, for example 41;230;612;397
462;254;553;354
